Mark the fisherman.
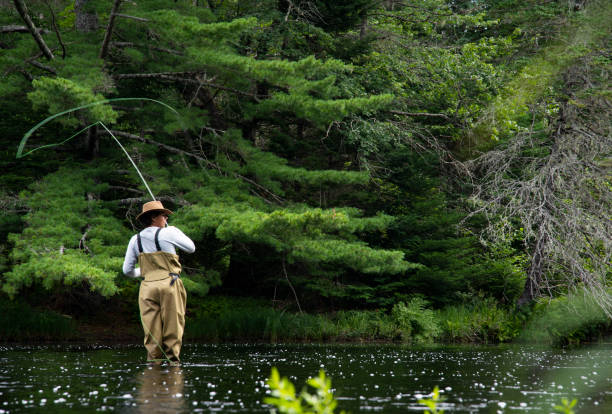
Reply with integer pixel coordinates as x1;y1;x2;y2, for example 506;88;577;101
122;200;195;364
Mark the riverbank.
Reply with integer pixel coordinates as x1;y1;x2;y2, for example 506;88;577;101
3;294;611;346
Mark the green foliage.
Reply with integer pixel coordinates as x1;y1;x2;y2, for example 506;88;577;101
554;398;577;414
418;386;444;414
3;167;129;298
265;367;346;414
469;0;612;145
187;295;443;342
1;0;605;323
391;298;441;343
28;77;117;127
438;297;520;343
0;295;77;341
522;291;612;346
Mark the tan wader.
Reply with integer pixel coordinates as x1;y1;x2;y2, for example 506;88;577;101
137;228;187;362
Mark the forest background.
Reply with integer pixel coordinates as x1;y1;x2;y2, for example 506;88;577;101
0;0;610;345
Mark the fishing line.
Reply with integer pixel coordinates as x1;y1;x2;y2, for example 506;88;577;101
98;122;155;200
16;97;183;201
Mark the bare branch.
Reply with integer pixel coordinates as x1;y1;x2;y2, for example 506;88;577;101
43;0;66;59
26;58;57;74
79;225;91;254
389;109;450;120
113;72;263;99
104;129;284;204
113;13;149;22
110;41;183;56
1;24;50;34
467;57;612;312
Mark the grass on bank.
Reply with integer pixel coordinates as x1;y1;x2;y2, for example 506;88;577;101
3;291;609;345
185;295;518;344
0;296;77;341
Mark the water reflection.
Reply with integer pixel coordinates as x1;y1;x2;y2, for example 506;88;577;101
132;365;186;413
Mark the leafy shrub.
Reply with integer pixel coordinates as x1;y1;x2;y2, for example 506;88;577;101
391;297;441;343
265;368;346;414
438;297;520;343
521;291;611;346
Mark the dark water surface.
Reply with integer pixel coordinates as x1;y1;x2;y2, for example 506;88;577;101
1;343;612;413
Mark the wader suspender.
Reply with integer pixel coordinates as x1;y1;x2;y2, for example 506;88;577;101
136;228;162;253
137;229;180;286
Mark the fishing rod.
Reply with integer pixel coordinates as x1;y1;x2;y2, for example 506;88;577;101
17;98;185;364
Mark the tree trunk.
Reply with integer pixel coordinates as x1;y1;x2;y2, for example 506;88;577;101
359;14;368;39
99;0;122;59
12;0;55;60
86;124;99;159
75;0;98;32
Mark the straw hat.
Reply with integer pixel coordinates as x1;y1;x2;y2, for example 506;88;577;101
136;200;173;221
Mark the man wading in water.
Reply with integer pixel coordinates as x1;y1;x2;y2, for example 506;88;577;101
123;201;195;365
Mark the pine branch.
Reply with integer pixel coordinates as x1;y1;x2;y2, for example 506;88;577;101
12;0;55;60
113;72;261;99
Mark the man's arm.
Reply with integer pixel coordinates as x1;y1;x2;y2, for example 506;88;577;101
165;226;196;253
122;236;141;277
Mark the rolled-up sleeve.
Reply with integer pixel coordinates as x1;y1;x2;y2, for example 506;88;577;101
122;236;141;278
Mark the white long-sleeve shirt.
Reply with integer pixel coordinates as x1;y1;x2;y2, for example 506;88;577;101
122;226;196;278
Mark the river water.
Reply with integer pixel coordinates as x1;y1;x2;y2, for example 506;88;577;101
1;343;611;413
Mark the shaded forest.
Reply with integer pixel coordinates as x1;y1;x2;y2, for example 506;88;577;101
0;0;610;343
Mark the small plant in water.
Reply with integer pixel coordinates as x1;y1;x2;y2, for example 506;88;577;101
418;386;444;414
553;397;577;414
265;367;346;414
265;369;577;414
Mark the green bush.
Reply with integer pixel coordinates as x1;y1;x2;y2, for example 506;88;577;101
521;292;611;346
438;297;520;343
391;297;441;343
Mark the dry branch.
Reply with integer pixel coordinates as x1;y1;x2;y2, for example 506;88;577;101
110;41;183;56
1;24;49;34
113;13;149;22
113;72;262;99
389;109;450;120
26;58;56;74
43;0;66;58
104;129;284;204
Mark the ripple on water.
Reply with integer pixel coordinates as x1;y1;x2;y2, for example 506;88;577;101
2;344;612;413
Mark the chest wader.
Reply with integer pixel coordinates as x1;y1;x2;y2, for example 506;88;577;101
137;228;187;363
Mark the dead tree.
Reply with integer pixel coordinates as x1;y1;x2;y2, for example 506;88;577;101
469;54;612;312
